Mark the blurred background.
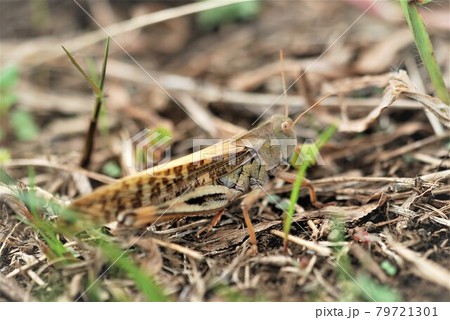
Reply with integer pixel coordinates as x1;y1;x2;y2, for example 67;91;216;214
0;0;449;302
1;0;448;172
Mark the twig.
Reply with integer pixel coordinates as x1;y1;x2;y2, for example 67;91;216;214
378;133;450;162
149;219;209;235
0;222;21;257
429;216;450;228
4;159;116;184
405;54;445;136
106;59;424;112
387;234;450;291
151;237;204;261
412;153;450;168
350;244;388;283
0;274;36;301
6;255;47;278
298;255;317;286
271;229;331;256
373;217;403;227
313;268;340;298
311;170;450;186
27;269;46;287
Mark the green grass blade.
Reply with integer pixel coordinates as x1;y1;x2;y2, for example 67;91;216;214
400;0;449;105
61;45;101;95
79;37;110;168
88;231;170;302
99;37;110;92
22;166;73;263
284;124;337;247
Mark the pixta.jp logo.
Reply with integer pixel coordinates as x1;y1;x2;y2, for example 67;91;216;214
125;129;325;173
125;128;172;172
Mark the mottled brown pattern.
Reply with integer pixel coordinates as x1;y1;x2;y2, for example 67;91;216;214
151;182;161;198
117;202;125;211
71;128;283;228
131;198;141;209
186;163;196;172
173;166;182;176
134;189;143;208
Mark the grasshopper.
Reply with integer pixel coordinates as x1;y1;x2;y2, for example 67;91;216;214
70;98;327;255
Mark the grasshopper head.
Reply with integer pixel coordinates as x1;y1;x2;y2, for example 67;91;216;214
260;95;330;170
267;114;297;163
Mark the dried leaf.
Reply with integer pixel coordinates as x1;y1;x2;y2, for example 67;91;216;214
339;71;450;132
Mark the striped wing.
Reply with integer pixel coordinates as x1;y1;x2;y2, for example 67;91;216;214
71;139;252;223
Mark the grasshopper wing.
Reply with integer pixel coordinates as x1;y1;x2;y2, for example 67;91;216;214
71;139;252;225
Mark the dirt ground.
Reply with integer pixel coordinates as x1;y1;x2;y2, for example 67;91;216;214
0;0;449;302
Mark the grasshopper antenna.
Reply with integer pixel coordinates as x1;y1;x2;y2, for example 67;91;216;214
292;93;332;126
279;49;289;117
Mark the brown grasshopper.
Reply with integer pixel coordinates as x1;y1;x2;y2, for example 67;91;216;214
70;99;327;255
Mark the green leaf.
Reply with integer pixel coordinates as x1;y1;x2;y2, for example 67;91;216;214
357;273;401;302
0;93;18;112
0;65;19;113
197;0;261;31
153;126;172;144
0;65;19;90
10;109;39;141
380;260;397;276
0;148;11;164
266;194;281;204
102;161;122;178
0;166;15;185
276;199;291;212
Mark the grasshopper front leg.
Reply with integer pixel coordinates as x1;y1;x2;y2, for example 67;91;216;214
275;171;323;208
197;159;267;256
240;170;322;257
196;188;262;257
194;188;261;257
195;209;225;237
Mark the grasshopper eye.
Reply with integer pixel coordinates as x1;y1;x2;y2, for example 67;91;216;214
281;121;292;135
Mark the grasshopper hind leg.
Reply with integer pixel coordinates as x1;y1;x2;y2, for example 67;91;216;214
241;188;263;256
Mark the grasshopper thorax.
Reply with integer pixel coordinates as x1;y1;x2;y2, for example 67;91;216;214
242;114;297;171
